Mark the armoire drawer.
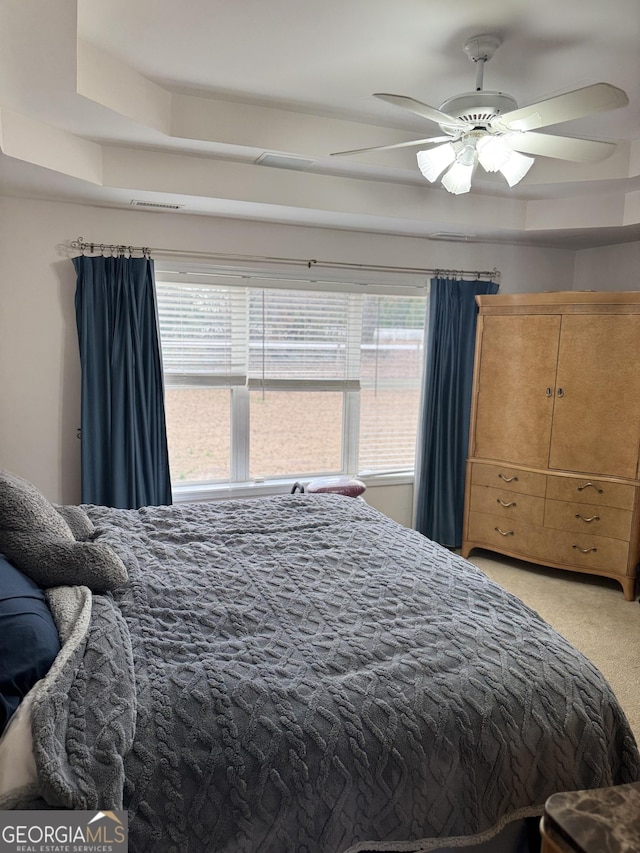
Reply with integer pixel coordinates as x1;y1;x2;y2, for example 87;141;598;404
469;485;545;526
544;499;633;542
547;528;630;577
545;475;636;510
470;463;547;496
467;511;549;562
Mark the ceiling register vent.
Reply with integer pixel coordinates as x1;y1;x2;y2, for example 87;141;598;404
428;232;476;242
130;200;185;210
256;153;315;170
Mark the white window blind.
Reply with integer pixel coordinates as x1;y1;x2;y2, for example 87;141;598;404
155;272;427;485
247;288;361;392
358;294;427;474
156;283;247;387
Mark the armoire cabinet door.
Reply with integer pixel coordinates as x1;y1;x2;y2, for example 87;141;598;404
549;314;640;479
472;314;561;468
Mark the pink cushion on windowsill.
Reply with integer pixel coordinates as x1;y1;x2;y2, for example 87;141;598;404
305;476;366;498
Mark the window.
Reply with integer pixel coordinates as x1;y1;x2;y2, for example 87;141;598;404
156;267;427;491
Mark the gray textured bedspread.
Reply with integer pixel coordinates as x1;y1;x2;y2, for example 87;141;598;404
22;496;640;850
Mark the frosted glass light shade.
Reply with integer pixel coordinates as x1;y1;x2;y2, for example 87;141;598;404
416;144;455;182
476;135;512;172
498;150;535;186
441;161;474;194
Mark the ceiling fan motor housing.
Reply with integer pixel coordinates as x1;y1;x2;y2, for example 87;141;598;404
438;91;518;130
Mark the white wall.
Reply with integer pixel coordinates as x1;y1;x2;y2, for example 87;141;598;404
0;195;578;517
574;241;640;291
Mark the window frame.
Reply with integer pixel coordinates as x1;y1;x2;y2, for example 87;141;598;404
154;261;428;502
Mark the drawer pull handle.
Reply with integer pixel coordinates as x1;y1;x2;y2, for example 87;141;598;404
498;474;518;483
577;482;603;494
495;527;515;537
545;387;553;398
572;544;597;554
497;499;517;507
575;513;600;523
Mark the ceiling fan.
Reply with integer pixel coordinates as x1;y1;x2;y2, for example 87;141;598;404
332;35;629;194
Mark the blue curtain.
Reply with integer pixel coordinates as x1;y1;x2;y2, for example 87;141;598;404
73;255;172;509
414;277;499;548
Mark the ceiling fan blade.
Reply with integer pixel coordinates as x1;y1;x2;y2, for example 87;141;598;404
331;135;452;157
374;93;464;130
509;131;618;162
492;83;628;133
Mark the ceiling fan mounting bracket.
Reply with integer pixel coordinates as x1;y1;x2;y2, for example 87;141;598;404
463;35;501;64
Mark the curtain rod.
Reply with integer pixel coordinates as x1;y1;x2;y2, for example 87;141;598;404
69;237;501;281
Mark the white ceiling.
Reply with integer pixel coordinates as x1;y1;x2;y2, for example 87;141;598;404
1;0;640;249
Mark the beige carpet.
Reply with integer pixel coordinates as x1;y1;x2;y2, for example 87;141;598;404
466;551;640;744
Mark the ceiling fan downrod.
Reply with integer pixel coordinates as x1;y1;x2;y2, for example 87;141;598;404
463;34;501;92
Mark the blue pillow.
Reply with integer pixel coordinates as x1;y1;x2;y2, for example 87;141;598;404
0;553;61;734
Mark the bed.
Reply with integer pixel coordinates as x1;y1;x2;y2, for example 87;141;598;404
0;469;638;853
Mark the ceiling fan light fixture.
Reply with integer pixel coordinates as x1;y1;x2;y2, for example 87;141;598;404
441;160;475;195
416;143;456;182
417;133;533;193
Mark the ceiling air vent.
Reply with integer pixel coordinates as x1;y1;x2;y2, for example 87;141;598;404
130;200;185;211
255;153;315;170
428;232;476;242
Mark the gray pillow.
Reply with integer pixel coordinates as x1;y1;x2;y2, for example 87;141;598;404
0;469;128;593
54;504;96;541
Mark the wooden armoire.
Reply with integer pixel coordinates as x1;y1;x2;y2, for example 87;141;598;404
461;291;640;600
